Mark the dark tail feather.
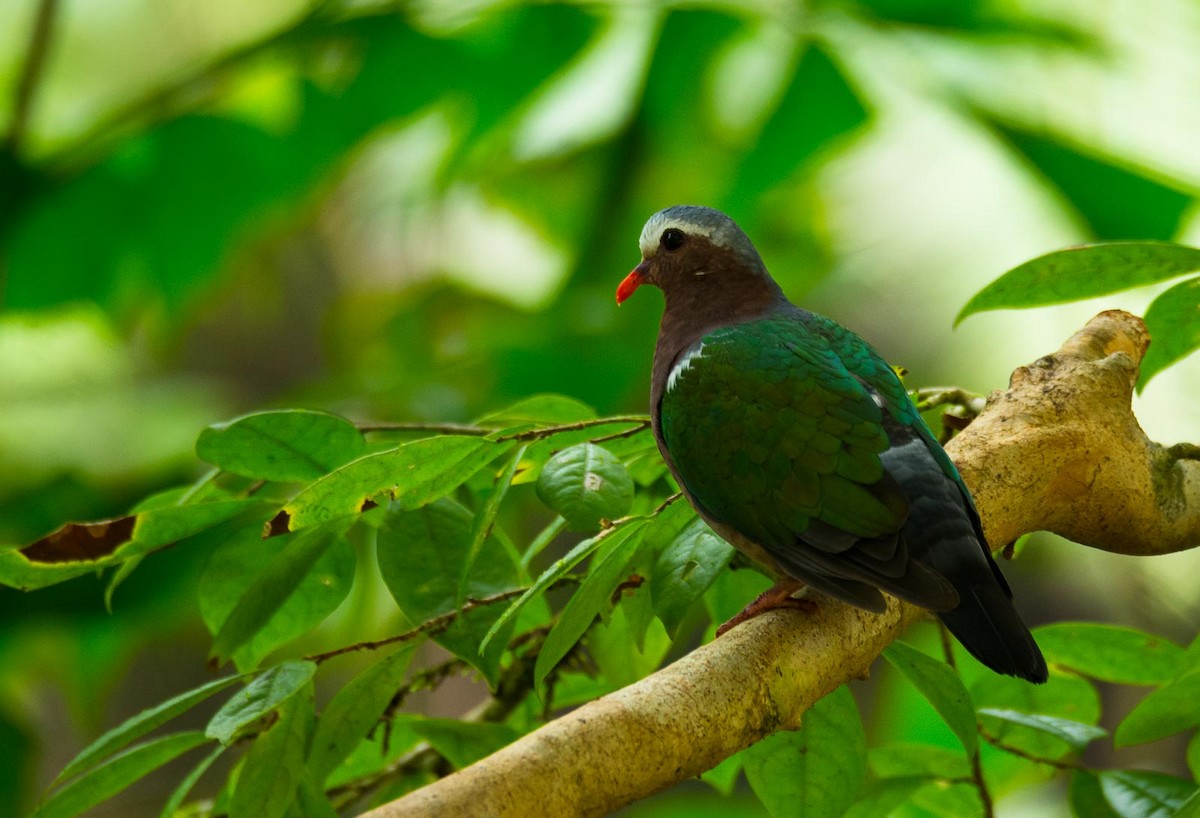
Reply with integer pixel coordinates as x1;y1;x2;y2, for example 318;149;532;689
937;585;1048;683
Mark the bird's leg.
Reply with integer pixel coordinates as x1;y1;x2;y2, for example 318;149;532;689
715;577;817;637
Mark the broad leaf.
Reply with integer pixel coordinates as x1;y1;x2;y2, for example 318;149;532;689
1115;668;1200;747
1099;770;1197;818
651;517;732;637
1188;731;1200;783
534;520;648;687
33;732;209;818
377;498;520;685
969;664;1100;762
207;521;352;667
480;520;644;655
458;443;527;605
409;719;519;769
476;394;597;425
868;744;970;779
54;673;243;786
308;646;416;782
956;242;1200;325
978;708;1106;751
883;641;978;755
285;436;510;529
1140;276;1200;387
1071;770;1123;818
206;660;317;745
1034;622;1183;685
743;685;866;818
536;443;634;529
196;409;366;481
229;682;314;818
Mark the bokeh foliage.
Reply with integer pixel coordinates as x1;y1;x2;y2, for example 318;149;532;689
4;0;1200;816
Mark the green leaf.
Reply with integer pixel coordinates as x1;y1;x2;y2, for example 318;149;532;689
476;394;597;425
196;410;366;481
700;753;743;796
158;744;224;818
727;43;869;205
1140;276;1200;387
206;660;317;745
977;708;1106;751
208;522;351;667
1115;668;1200;747
229;682;314;818
307;646;415;782
458;443;527;605
883;641;978;755
285;436;510;529
991;125;1192;241
844;777;929;818
1071;770;1123;818
1034;622;1183;685
53;673;243;786
1178;790;1200;818
535;443;634;529
743;685;866;818
200;522;356;670
956;242;1200;325
1098;770;1197;818
651;517;732;637
969;664;1100;762
377;498;520;686
534;520;648;687
408;719;519;769
1188;731;1200;783
33;732;209;818
868;744;970;780
480;520;643;655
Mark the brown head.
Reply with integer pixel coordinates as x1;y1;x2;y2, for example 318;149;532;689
615;206;786;323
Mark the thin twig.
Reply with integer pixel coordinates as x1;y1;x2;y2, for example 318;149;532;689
305;588;528;663
495;416;651;442
357;421;492;436
5;0;59;155
979;728;1086;771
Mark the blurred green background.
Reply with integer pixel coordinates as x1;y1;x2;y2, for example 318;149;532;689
4;0;1200;815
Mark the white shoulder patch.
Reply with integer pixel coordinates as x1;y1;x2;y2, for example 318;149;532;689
667;342;705;393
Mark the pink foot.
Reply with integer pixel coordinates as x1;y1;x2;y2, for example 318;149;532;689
716;578;817;637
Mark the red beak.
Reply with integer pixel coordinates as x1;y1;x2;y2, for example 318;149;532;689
616;264;647;305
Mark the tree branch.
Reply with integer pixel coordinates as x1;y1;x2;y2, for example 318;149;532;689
363;309;1192;817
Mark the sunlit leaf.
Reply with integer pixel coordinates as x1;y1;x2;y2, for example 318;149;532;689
536;443;634;530
1071;770;1123;818
956;242;1200;325
458;443;527;605
285;436;510;530
1034;622;1183;685
883;641;977;755
196;410;366;481
743;685;866;818
1099;770;1197;818
33;732;209;818
868;744;970;779
476;394;597;425
205;660;317;745
977;708;1106;751
1140;276;1200;387
651;517;732;637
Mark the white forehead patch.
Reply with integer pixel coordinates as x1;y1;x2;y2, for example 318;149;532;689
638;211;736;258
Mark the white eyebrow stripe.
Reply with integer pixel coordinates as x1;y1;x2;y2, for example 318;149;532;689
639;214;730;257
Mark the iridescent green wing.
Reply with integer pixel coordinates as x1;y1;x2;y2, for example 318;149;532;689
658;315;908;552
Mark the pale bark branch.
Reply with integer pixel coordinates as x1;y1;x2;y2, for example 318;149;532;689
365;309;1195;817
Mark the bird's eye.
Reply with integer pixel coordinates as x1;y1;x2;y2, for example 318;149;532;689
660;228;685;252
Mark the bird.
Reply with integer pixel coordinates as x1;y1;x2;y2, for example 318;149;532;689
616;205;1047;683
